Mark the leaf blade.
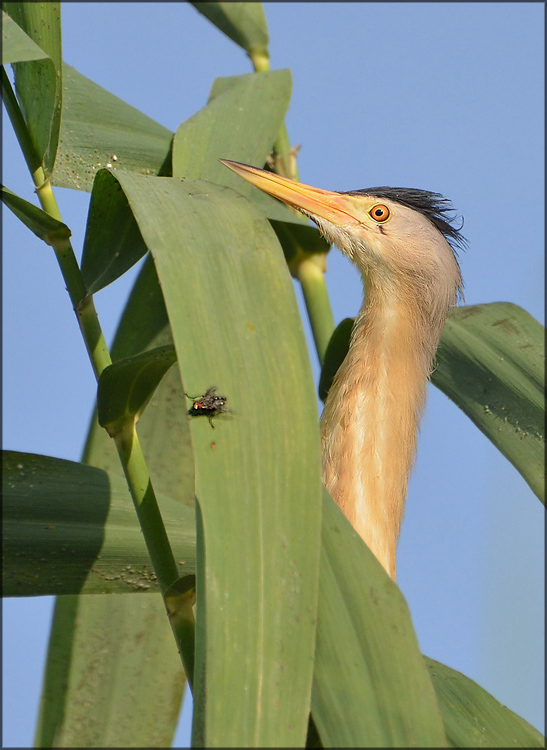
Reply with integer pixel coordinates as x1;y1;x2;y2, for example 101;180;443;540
2;10;50;65
434;303;545;502
426;657;544;748
312;491;447;747
51;64;173;192
173;69;290;187
4;2;62;175
0;185;71;245
2;450;195;597
108;171;323;747
191;2;269;55
35;593;185;748
97;344;177;435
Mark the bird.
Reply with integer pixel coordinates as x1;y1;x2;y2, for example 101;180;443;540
220;159;464;579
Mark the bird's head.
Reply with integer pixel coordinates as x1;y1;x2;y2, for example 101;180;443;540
220;159;464;308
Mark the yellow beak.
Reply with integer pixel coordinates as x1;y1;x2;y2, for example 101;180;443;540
219;159;363;228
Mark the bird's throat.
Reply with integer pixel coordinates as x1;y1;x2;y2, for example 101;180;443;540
321;296;435;579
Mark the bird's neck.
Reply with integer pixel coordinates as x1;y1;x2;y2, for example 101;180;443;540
321;289;441;579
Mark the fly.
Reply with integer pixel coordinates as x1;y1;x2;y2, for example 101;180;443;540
185;386;231;428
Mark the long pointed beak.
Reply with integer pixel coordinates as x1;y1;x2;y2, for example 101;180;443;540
219;159;363;227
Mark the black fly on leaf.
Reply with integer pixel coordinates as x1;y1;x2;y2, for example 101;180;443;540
185;386;231;428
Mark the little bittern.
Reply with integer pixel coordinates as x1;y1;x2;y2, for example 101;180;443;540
221;159;464;579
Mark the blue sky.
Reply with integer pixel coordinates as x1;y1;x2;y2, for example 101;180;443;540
3;3;544;747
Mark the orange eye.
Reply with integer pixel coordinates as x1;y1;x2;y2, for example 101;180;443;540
369;204;390;223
